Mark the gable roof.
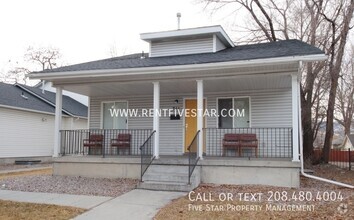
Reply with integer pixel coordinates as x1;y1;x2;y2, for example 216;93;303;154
140;25;235;47
348;134;354;145
0;82;87;118
36;39;324;74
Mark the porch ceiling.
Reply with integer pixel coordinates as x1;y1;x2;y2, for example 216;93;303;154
60;73;291;97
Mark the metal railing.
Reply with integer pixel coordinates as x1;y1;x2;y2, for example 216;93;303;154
188;130;200;185
60;129;153;157
204;127;293;158
140;130;156;181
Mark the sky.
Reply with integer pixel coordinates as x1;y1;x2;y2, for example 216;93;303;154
0;0;235;74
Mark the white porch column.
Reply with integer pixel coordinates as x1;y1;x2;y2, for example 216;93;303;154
197;80;203;159
53;87;63;157
153;82;160;159
291;73;300;162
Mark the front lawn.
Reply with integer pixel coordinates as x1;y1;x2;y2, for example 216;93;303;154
155;165;354;220
0;200;85;220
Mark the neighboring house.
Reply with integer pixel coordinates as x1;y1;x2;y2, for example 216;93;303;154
340;134;354;150
0;82;87;161
29;25;326;190
35;81;89;106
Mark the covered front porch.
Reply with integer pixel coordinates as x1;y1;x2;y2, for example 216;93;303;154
53;62;301;162
43;61;304;188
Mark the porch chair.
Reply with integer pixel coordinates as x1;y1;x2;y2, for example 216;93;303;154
111;134;131;155
83;134;104;155
222;133;258;157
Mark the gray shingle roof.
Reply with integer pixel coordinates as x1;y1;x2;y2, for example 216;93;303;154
0;82;87;117
38;39;324;73
0;82;56;114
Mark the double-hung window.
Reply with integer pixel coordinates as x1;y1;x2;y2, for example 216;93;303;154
102;101;128;129
218;97;250;128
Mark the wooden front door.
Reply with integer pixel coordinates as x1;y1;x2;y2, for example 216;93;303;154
184;99;205;153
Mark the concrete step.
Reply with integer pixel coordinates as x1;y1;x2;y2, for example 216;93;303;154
152;157;191;165
142;172;197;183
137;181;195;192
138;165;201;192
146;165;189;174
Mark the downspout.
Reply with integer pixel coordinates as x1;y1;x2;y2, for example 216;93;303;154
298;61;354;189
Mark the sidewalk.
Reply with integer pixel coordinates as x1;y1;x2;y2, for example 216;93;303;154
74;189;186;220
0;188;185;219
0;190;112;209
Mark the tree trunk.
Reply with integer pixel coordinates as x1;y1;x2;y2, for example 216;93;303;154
302;104;314;161
323;77;338;162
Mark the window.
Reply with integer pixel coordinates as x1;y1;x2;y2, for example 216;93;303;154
218;98;233;128
218;97;250;128
102;101;128;129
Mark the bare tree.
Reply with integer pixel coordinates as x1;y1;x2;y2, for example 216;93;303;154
0;46;62;85
335;46;354;136
318;0;354;162
201;0;354;163
25;46;61;71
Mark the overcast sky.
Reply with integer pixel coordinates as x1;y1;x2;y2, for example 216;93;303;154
0;0;235;73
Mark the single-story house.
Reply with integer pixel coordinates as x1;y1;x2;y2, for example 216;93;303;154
340;134;354;150
29;25;326;190
0;82;88;163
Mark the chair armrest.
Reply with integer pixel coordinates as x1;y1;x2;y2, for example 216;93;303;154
110;139;119;144
83;139;90;144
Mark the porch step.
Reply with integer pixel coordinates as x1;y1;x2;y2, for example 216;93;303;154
145;164;189;174
138;181;196;192
151;157;189;165
142;171;197;183
138;165;201;192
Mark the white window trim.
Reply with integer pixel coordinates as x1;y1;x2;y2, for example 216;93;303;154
100;100;129;129
216;96;251;128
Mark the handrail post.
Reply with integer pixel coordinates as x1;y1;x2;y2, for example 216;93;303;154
349;148;351;171
102;130;106;158
188;130;200;185
140;130;156;181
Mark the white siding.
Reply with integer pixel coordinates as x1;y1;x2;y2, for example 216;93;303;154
150;36;214;57
214;35;226;52
205;90;292;128
89;88;291;155
0;107;87;158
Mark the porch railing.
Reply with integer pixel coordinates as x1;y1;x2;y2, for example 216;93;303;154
188;130;200;185
60;129;153;156
204;127;293;158
140;130;156;181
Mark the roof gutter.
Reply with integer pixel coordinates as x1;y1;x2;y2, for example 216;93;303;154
0;104;71;118
28;54;327;81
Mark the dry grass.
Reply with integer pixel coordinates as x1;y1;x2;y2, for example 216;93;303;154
0;168;52;180
155;165;354;220
0;200;85;220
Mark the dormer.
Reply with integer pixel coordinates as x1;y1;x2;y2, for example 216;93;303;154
140;25;234;58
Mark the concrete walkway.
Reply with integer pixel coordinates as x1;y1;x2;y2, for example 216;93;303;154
75;189;186;220
0;190;112;209
0;189;185;219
